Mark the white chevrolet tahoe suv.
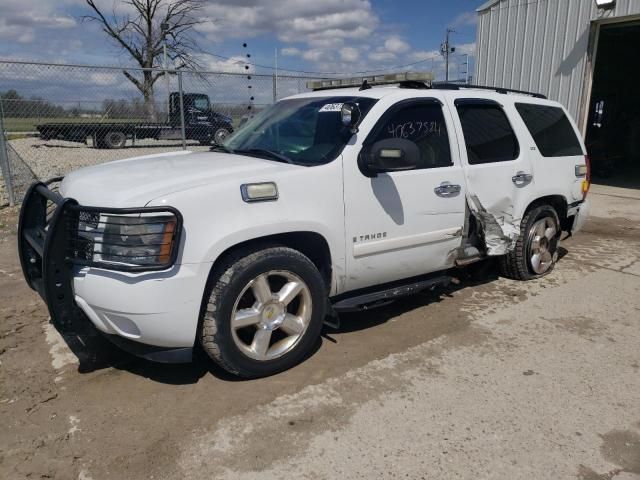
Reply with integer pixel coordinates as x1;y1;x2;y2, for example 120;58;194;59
19;76;590;378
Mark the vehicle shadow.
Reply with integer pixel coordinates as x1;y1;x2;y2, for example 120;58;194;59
54;256;560;385
56;316;322;385
329;259;500;336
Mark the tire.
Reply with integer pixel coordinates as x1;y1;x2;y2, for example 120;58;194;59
213;127;231;145
200;246;326;378
101;130;127;149
40;130;54;141
499;205;561;280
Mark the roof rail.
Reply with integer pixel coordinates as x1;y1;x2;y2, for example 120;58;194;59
432;82;547;99
305;74;546;99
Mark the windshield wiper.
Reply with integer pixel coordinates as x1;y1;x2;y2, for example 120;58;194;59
234;148;294;164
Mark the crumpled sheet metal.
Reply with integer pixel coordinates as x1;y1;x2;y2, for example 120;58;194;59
469;195;520;256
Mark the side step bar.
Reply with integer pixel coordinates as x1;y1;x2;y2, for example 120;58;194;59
331;274;452;313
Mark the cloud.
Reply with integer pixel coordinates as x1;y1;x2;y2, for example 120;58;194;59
368;51;396;63
281;47;302;57
302;49;327;62
0;0;76;44
407;50;441;63
451;11;478;28
339;47;359;63
456;42;477;55
198;55;256;74
384;36;410;54
0;0;476;91
197;0;379;46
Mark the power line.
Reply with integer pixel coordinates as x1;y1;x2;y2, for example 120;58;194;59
202;50;447;77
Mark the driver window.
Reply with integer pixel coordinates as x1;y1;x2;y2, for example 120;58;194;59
370;102;453;169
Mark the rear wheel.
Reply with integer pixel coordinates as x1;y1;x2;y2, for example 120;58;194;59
100;130;127;149
40;129;55;141
499;205;560;280
200;247;326;378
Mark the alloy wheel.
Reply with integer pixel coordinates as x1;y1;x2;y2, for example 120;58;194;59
230;270;312;361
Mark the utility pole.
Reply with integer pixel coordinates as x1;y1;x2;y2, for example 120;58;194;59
440;28;456;82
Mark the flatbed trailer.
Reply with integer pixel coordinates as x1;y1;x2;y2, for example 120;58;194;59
35;92;234;149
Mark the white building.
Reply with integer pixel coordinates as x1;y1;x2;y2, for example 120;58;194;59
475;0;640;182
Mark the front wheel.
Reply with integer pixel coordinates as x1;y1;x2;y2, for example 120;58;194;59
200;247;326;378
499;205;561;280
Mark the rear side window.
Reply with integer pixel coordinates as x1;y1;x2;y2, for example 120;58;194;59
515;103;583;157
455;102;519;164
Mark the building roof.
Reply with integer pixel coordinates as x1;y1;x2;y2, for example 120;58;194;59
476;0;501;12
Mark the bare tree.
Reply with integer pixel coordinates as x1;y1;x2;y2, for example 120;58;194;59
83;0;205;119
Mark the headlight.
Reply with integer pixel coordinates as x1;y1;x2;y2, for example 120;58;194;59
75;211;180;270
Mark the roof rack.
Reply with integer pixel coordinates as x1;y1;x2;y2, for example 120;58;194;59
429;82;547;99
306;74;546;99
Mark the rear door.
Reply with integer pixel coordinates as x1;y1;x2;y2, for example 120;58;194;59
448;97;533;255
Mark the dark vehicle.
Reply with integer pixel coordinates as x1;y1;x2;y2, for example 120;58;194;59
36;93;234;149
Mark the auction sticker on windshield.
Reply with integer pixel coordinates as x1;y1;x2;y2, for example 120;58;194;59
319;103;343;112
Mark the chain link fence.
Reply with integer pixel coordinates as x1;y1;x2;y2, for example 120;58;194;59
0;60;314;206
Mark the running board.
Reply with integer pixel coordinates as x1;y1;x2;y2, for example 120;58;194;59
455;254;484;267
331;274;452;313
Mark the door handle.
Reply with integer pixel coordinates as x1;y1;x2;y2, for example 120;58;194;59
434;182;461;197
512;171;533;187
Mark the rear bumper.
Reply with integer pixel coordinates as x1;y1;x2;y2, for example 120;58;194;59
568;199;590;234
18;180;208;363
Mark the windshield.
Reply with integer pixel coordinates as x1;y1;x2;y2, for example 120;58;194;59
224;96;377;165
192;96;210;111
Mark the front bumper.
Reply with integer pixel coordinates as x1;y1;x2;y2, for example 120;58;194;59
18;180;208;363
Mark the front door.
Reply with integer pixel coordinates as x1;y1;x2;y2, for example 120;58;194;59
342;98;467;292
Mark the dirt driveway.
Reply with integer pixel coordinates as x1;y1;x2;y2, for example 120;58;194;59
1;186;639;480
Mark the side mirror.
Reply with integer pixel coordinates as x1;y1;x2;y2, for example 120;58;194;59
361;138;420;177
341;102;361;133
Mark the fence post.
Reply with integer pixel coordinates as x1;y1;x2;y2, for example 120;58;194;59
272;74;277;103
177;71;187;150
0;103;16;206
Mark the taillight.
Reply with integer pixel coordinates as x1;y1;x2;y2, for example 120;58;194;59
582;155;591;199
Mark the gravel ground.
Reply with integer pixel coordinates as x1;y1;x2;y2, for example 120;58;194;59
10;136;211;179
0;186;639;479
1;137;210;205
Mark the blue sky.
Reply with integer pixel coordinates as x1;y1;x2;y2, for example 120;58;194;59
0;0;483;80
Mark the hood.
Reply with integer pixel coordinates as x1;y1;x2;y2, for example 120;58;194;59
60;150;294;207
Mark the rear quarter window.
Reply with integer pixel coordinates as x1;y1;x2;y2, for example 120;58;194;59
515;103;583;157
